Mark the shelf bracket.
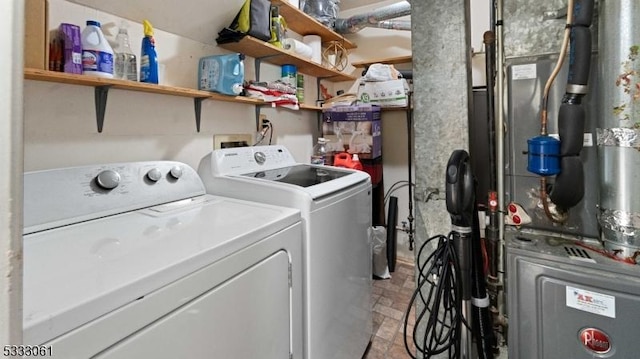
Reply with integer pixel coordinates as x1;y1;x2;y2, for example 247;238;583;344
194;97;207;132
95;85;112;133
316;77;323;132
255;104;264;132
254;54;283;82
255;58;262;81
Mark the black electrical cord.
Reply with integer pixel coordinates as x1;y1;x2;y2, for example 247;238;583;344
253;120;273;146
404;232;463;359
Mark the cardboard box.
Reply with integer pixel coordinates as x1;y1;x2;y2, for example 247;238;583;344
58;23;82;74
322;105;382;160
357;79;410;107
24;0;49;69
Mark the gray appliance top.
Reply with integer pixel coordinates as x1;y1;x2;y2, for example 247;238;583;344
23;161;205;234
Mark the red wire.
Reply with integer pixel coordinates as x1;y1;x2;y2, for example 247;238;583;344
573;241;637;265
480;238;490;275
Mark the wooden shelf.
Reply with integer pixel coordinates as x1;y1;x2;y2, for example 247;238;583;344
219;37;356;82
300;104;322;111
270;0;357;50
24;68;323;132
351;55;413;67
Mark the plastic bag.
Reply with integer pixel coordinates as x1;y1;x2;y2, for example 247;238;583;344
303;0;340;27
371;226;391;279
363;64;401;82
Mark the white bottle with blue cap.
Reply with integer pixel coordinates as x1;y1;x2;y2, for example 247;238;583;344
81;20;114;78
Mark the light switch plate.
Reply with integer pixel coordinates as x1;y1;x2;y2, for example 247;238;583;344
213;134;252;149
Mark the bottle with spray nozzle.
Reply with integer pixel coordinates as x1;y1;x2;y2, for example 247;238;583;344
140;20;158;84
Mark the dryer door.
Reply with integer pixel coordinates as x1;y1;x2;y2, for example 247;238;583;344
95;251;292;359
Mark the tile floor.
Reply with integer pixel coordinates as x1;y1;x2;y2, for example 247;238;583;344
364;258;417;359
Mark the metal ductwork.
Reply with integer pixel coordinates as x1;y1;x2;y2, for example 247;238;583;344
377;19;411;31
597;0;640;261
334;1;411;34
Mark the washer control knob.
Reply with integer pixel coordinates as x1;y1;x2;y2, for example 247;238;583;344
169;166;183;179
96;170;121;190
146;168;162;182
254;151;267;165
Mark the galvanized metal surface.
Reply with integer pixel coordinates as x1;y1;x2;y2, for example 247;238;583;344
412;0;473;357
597;0;640;254
503;0;599;59
504;54;601;238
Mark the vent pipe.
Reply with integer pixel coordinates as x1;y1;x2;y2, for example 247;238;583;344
597;0;640;262
334;1;411;34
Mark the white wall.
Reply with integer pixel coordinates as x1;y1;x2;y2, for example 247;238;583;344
24;0;318;172
1;0;24;347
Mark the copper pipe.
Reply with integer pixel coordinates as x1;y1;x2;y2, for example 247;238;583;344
539;177;569;224
540;0;574;136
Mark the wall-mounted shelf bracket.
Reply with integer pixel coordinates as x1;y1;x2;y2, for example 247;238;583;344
95;85;112;133
254;54;283;81
194;97;207;132
255;104;264;131
316;77;324;132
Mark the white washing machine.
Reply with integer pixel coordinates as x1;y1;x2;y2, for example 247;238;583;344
198;145;373;359
22;161;303;359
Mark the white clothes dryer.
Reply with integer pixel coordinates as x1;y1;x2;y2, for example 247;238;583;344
198;145;373;359
22;161;303;359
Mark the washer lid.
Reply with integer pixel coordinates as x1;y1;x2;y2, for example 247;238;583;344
199;146;371;200
23;194;300;345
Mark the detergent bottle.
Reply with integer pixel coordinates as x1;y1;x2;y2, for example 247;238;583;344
333;152;364;171
198;53;245;95
351;154;364;171
81;20;114;78
140;20;158;84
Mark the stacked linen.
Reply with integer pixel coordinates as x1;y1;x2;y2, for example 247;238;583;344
245;81;299;110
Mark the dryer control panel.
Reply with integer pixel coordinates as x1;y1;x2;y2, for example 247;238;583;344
24;161;205;234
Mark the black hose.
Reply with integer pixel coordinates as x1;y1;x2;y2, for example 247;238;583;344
387;196;398;272
484;31;497;191
404;233;462;359
471;202;495;359
407;91;415;251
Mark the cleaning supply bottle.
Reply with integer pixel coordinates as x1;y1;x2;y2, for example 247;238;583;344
140;20;158;84
311;138;329;165
114;21;138;81
81;20;114;78
351;153;364;171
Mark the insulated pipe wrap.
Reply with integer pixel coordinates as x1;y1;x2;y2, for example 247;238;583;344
567;26;592;87
550;157;585;208
558;104;585;155
573;0;595;26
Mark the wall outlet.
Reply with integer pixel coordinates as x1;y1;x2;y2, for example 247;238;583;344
257;114;269;133
213;134;252;149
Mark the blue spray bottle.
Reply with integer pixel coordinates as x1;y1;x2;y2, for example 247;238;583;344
140;20;158;83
